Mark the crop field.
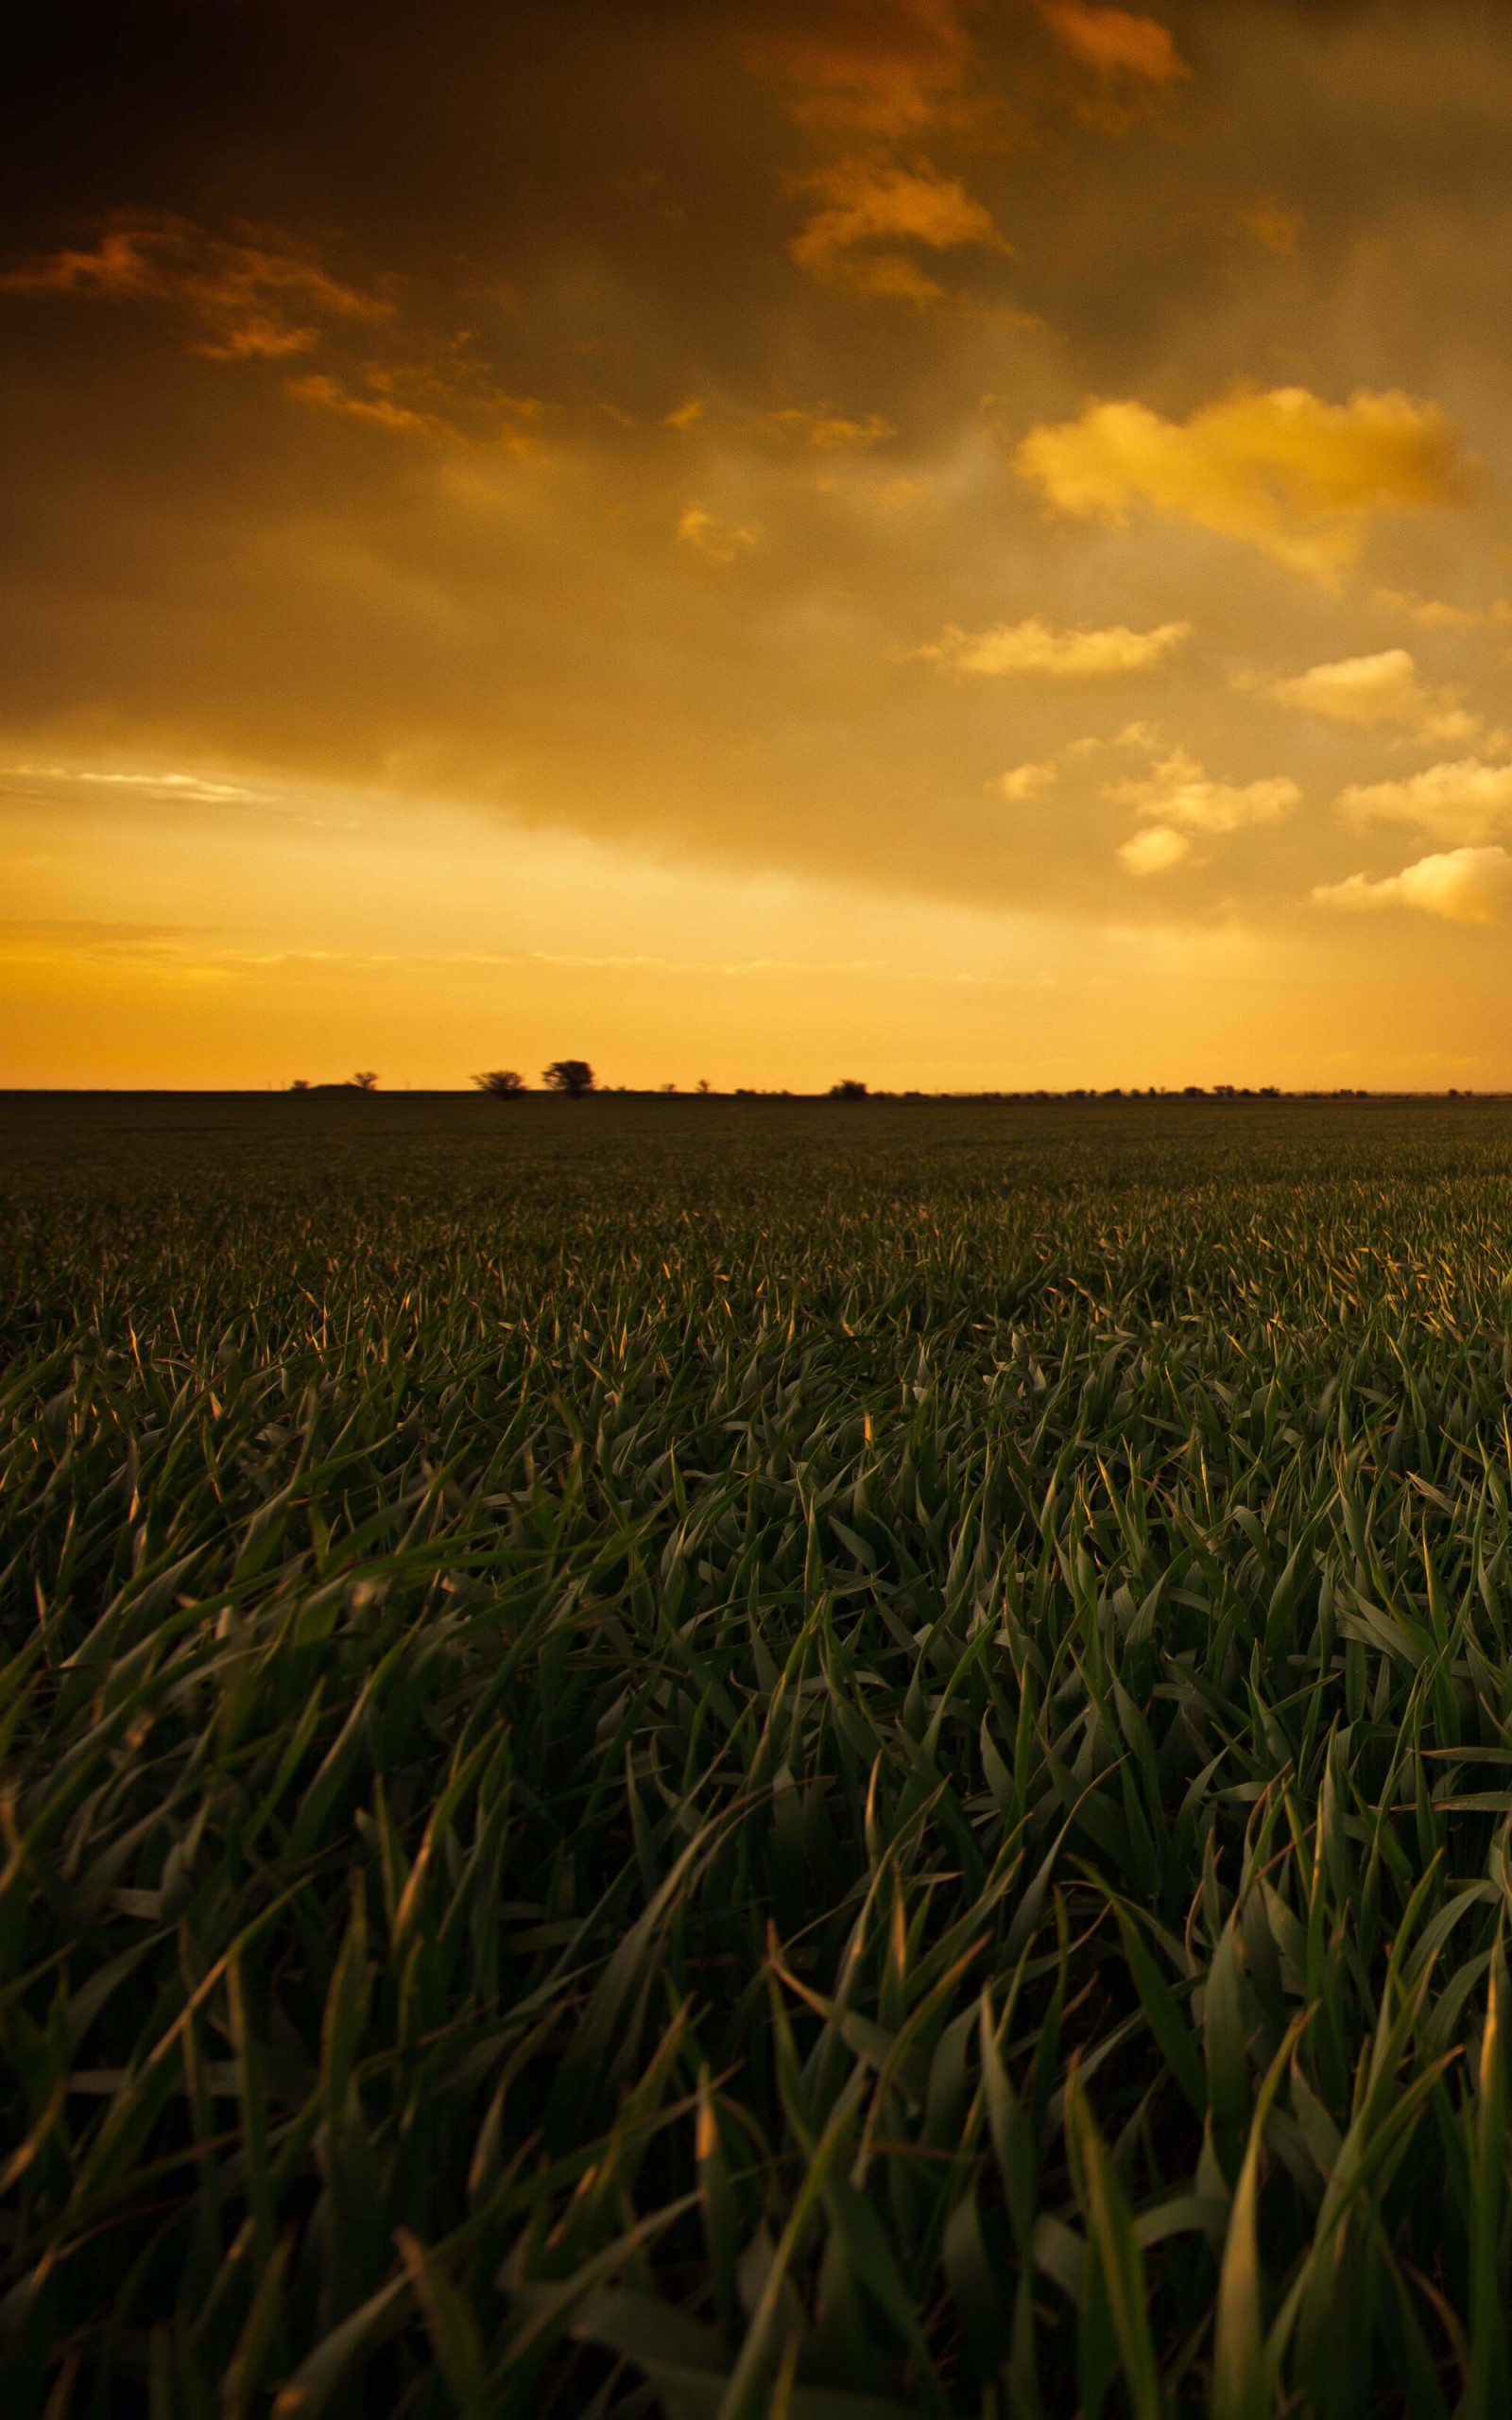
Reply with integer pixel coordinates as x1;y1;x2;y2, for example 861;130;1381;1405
9;1090;1512;2419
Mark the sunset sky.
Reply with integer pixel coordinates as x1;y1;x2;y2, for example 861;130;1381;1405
8;0;1512;1090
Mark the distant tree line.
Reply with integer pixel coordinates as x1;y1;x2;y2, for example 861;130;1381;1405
287;1071;1497;1102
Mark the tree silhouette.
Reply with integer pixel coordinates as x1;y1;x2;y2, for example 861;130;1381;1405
289;1080;311;1093
347;1071;380;1091
473;1069;526;1098
830;1079;868;1100
542;1060;595;1098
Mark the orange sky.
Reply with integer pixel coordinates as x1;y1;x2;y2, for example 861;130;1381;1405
6;0;1512;1088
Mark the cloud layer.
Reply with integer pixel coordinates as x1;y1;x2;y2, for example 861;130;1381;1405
7;0;1512;1083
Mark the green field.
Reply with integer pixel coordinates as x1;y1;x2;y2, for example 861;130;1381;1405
8;1091;1512;2418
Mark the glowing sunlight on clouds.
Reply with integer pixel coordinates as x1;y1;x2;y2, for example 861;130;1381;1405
677;504;761;562
9;0;1512;1084
1119;823;1191;875
1112;747;1302;839
990;760;1060;801
788;158;1001;300
1264;649;1477;741
923;616;1190;677
1337;759;1512;845
1016;388;1470;583
1314;845;1512;925
1037;2;1190;83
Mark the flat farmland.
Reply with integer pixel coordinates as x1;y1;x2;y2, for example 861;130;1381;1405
6;1092;1512;2417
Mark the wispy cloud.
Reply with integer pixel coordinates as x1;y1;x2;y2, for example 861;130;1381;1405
1;762;256;804
789;158;1001;301
1239;201;1303;256
767;406;896;449
677;504;761;562
0;215;388;360
286;366;541;451
753;0;972;136
923;615;1190;677
1374;587;1512;631
1037;2;1190;84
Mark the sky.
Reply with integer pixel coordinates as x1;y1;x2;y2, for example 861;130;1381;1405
6;0;1512;1090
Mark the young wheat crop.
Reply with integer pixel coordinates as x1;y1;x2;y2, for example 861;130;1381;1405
4;1093;1512;2416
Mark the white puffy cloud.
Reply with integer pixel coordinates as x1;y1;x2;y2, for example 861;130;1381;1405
1108;746;1301;835
1337;757;1512;843
1264;648;1476;740
1313;845;1512;925
923;615;1190;678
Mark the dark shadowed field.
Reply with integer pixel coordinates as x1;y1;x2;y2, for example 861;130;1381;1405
6;1092;1512;2417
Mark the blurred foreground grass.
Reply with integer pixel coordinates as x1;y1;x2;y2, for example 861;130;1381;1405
6;1092;1512;2417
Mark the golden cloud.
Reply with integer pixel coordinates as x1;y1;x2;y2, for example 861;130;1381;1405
1314;845;1512;925
1264;648;1476;741
752;0;971;135
677;504;761;562
1015;386;1470;583
1337;757;1512;845
1109;746;1301;834
923;614;1189;676
990;759;1059;800
1037;2;1190;83
287;364;541;452
1374;587;1512;631
768;407;896;448
287;373;455;443
1239;201;1303;256
1119;823;1190;874
789;158;1000;300
1;215;388;360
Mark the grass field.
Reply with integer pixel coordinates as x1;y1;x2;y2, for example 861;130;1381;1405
7;1091;1512;2418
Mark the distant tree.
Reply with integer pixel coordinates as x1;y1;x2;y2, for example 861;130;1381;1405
830;1079;868;1101
659;1081;677;1094
290;1079;311;1093
473;1069;527;1098
542;1059;595;1098
696;1079;712;1095
347;1071;380;1091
